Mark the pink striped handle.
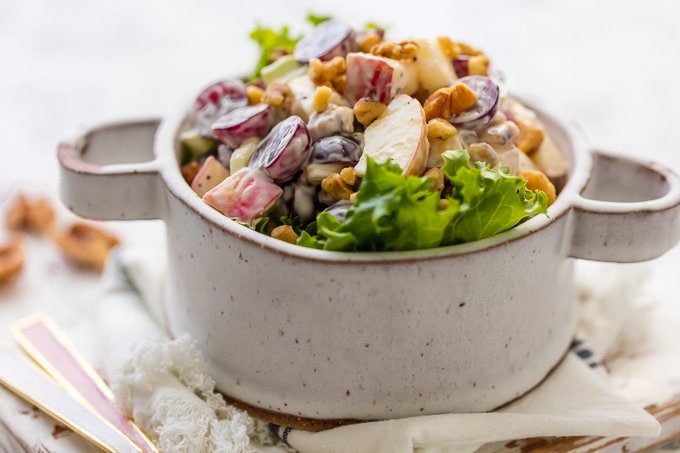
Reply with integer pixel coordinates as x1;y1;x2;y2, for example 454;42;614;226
12;314;158;453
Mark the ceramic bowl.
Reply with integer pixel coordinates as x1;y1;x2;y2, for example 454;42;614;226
58;99;680;429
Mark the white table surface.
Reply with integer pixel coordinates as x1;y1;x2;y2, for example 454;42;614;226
0;0;679;450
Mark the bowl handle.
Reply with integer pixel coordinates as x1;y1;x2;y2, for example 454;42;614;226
58;119;166;221
569;150;680;262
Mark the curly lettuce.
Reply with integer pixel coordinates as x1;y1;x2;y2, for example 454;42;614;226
298;151;548;252
249;25;300;78
440;150;548;244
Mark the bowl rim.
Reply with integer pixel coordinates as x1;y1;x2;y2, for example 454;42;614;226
154;95;592;263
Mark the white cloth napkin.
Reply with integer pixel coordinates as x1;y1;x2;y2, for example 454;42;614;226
91;246;661;453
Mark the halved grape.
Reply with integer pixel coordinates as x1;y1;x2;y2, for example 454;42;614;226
249;116;312;182
449;76;499;130
193;79;248;133
324;200;352;222
211;104;270;148
294;20;356;62
309;135;361;165
203;167;282;224
194;79;247;112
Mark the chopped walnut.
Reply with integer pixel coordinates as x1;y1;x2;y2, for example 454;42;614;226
436;36;462;59
423;84;478;121
271;225;299;244
353;98;387;126
357;31;382;53
426;118;458;140
311;86;333;113
458;42;482;56
0;236;24;285
246;85;264;105
5;195;28;231
339;167;357;186
321;173;354;201
5;195;55;235
180;161;201;185
468;54;490;76
370;40;419;61
261;80;293;109
54;222;120;271
308;57;347;93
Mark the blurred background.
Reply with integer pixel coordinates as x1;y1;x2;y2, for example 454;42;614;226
0;0;678;312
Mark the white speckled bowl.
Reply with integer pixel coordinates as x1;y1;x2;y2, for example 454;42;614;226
58;99;680;429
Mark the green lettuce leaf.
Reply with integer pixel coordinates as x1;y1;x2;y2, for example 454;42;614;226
441;150;548;244
364;21;384;30
306;12;332;26
296;151;548;252
249;25;300;78
297;157;460;251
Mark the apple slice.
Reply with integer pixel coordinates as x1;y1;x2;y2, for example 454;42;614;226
414;38;456;93
498;147;539;175
190;156;230;197
354;94;428;177
530;133;569;191
203;167;282;223
344;53;418;104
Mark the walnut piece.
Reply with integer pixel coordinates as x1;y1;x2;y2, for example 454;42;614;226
339;167;357;186
426;118;458;140
436;36;461;59
308;57;346;93
180;161;201;185
311;86;333;113
246;85;264;105
271;225;299;244
458;41;483;56
423;84;478;121
0;236;24;285
5;195;55;235
357;31;382;53
370;40;419;61
261;80;293;108
54;222;120;271
353;99;386;126
321;173;354;201
468;54;490;76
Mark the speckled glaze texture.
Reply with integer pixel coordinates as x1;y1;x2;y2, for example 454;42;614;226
58;100;680;422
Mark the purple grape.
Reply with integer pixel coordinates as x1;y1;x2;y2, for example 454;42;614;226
216;144;233;168
449;76;500;130
194;79;247;111
294;20;356;62
193;79;248;134
309;136;362;165
211;104;271;148
324;200;352;222
249;116;312;182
